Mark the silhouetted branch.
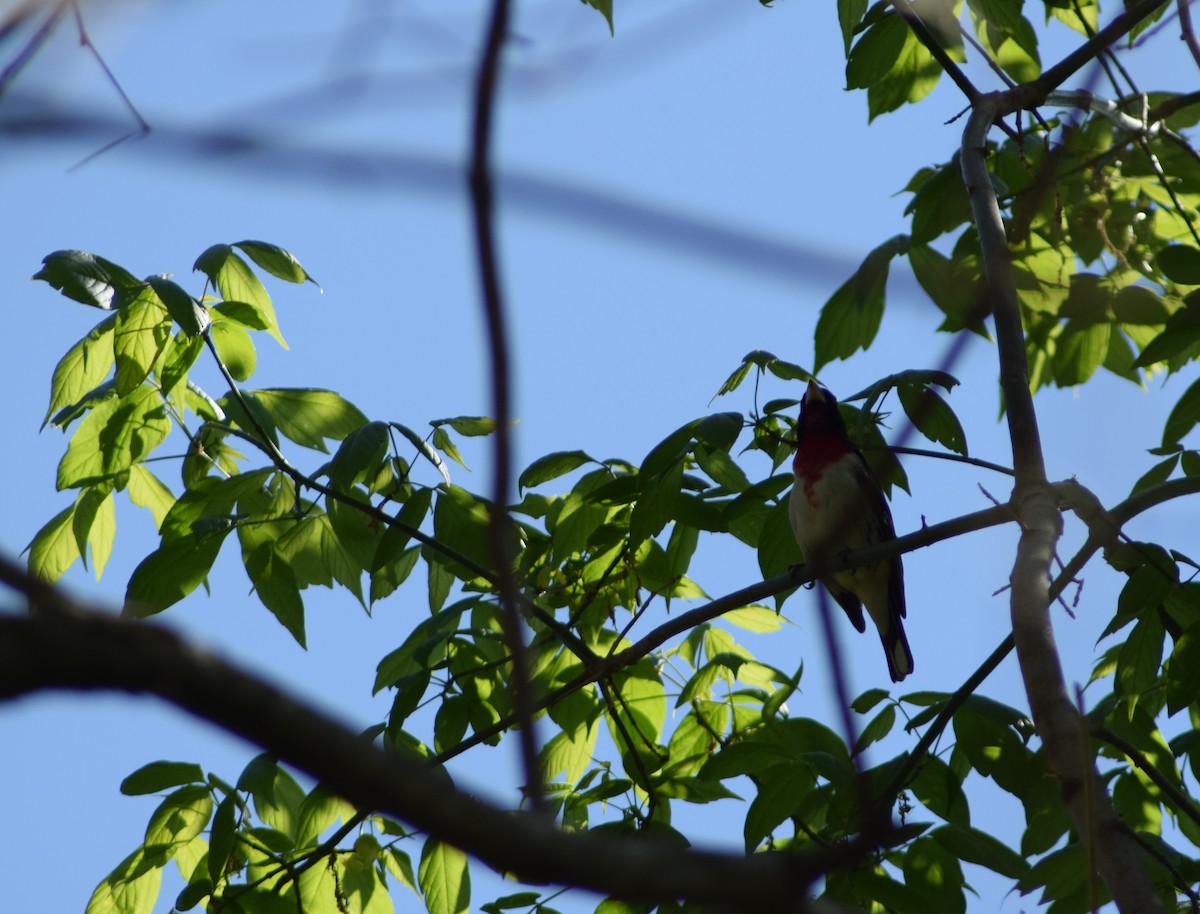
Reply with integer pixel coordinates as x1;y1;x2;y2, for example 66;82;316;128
0;553;843;911
467;0;543;809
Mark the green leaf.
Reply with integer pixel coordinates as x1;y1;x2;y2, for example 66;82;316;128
481;892;542;914
630;460;682;546
418;840;471;914
296;787;355;849
114;286;171;396
34;249;139;310
57;386;171;490
73;485;115;578
846;11;907;89
838;0;868;54
158;332;204;397
722;604;784;633
907;162;972;244
693;443;750;492
174;879;212;913
194;244;287;347
908;244;987;335
744;762;815;850
26;503;81;583
123;529;231;617
911;756;970;827
330;421;390;492
159;471;271;542
1134;302;1200;369
519;450;593;489
207;794;238;884
867;27;942;119
1052;319;1110;386
432;426;468;470
897;383;967;454
432;415;496;437
854;703;897;753
147;277;210;336
144;785;213;861
245;542;307;646
1158;244;1200;285
392;422;452;484
814;236;906;370
374;602;467;693
757;499;801;606
579;0;613;34
903;836;965;914
44;314;117;427
234;240;318;286
120;761;206;796
432;484;495;579
1163;375;1200;446
212;300;271;330
1166;624;1200;714
252;388;369;452
208;318;257;382
1115;611;1164;706
931;824;1030;878
84;848;162;914
237;754;304;841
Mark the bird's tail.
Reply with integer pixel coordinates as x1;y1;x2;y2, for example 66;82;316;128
882;621;914;683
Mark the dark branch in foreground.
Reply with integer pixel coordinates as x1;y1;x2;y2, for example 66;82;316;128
0;554;836;912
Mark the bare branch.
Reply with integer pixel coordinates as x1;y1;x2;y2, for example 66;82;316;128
1179;0;1200;71
0;555;845;911
961;88;1166;912
467;0;542;806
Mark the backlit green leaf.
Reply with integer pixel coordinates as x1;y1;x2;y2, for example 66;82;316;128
519;450;593;489
253;388;368;452
897;383;967;454
123;529;231;617
419;840;471;914
56;386;171;490
234;240;318;286
44;314;117;427
208;319;256;381
148;277;210;336
114;286;171;396
245;542;306;646
35;249;139;310
144;785;213;860
26;503;80;583
84;848;162;914
120;760;206;796
1159;244;1200;285
194;244;287;347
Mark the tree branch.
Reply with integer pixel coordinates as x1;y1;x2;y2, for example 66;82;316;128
467;0;543;808
961;90;1165;913
0;557;838;911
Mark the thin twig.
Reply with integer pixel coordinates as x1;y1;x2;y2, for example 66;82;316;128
467;0;543;809
1179;0;1200;70
1093;727;1200;833
887;0;979;102
0;0;66;99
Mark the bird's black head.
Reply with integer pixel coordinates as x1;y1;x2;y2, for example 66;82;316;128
797;380;848;439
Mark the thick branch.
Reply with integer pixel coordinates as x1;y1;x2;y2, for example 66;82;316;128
0;586;832;909
961;95;1164;913
1031;0;1171;100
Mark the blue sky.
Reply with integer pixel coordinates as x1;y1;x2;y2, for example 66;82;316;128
1;1;1197;911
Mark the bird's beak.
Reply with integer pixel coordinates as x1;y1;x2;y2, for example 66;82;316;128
804;380;824;404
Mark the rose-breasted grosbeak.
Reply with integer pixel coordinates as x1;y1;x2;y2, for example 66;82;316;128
789;381;913;682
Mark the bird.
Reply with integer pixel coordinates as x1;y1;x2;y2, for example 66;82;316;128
788;380;913;682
